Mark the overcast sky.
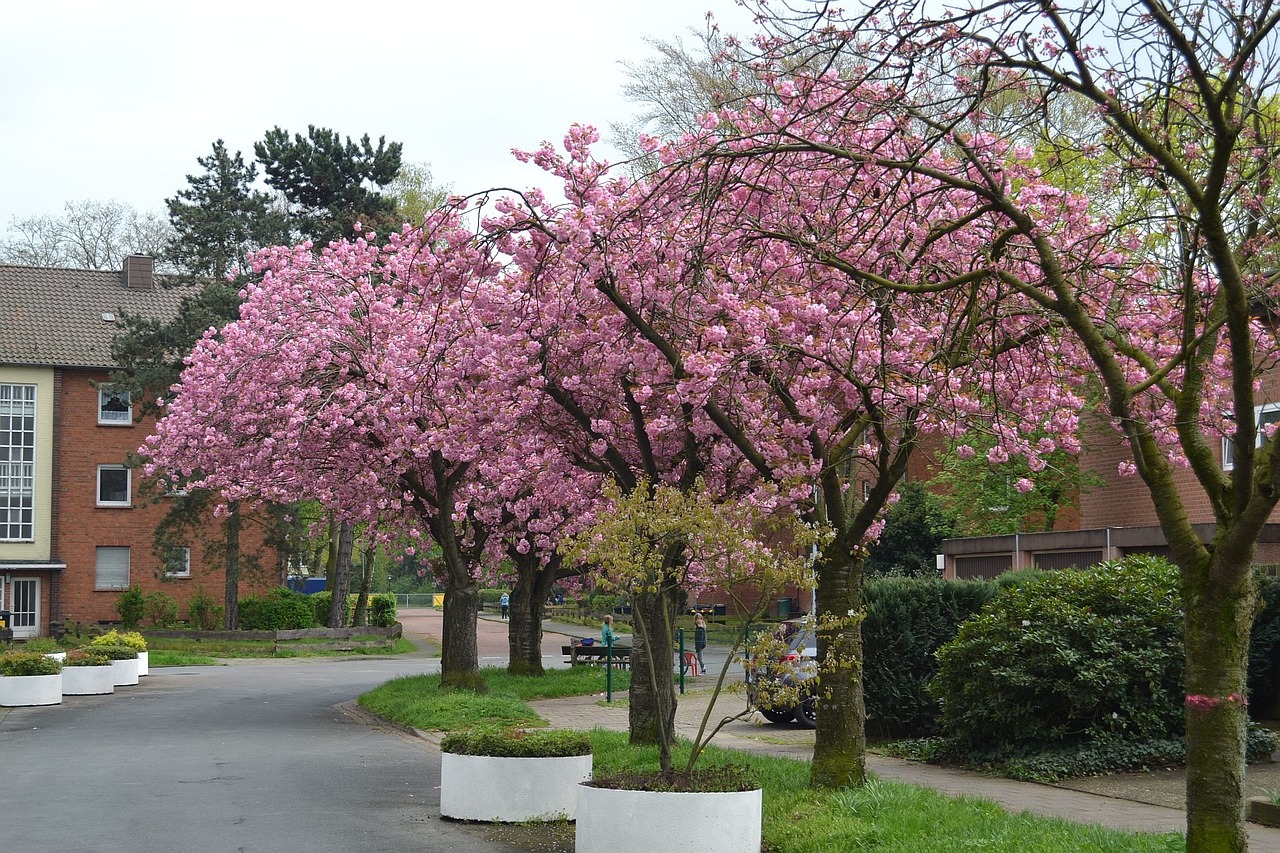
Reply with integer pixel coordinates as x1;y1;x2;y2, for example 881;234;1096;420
0;0;757;228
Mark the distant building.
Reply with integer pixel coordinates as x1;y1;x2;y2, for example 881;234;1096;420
0;257;275;636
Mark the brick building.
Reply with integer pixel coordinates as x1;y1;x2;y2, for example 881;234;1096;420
0;258;275;636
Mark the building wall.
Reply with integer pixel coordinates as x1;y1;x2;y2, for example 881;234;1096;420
0;365;55;561
55;369;277;627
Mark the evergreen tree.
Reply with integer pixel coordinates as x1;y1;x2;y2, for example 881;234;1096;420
865;482;955;577
254;125;403;245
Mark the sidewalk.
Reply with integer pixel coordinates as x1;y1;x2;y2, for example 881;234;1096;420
403;609;1280;849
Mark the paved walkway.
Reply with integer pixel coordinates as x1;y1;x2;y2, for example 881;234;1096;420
400;608;1280;850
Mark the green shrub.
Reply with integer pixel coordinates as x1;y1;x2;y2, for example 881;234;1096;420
90;644;138;661
91;630;147;651
22;637;60;653
186;590;223;630
239;587;317;631
890;726;1278;782
115;586;146;629
932;555;1185;750
441;728;592;757
369;594;397;627
1249;571;1280;713
63;649;110;667
862;576;1004;737
0;651;62;676
144;590;179;627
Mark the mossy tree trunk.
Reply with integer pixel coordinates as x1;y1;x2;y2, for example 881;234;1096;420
223;502;241;630
810;542;867;789
1183;544;1258;852
507;552;562;676
628;579;680;770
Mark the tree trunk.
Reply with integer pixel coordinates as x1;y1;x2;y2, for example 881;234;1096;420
628;580;679;770
223;501;241;630
352;545;374;627
811;548;867;789
1184;551;1256;853
441;582;485;692
507;555;559;676
328;521;354;628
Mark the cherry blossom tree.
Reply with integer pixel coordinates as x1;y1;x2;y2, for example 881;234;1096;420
492;121;1096;787
672;0;1280;845
143;214;520;689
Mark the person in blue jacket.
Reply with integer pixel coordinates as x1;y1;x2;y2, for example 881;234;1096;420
499;592;509;619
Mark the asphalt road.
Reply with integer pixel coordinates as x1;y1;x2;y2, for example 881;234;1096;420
0;655;528;853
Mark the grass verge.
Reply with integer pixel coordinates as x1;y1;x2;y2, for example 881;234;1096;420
589;731;1182;853
149;650;221;667
360;668;1180;853
358;666;630;731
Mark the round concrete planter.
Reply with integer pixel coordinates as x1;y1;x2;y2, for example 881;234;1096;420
61;665;116;696
440;752;593;822
136;651;149;677
44;652;67;663
110;658;140;686
575;783;761;853
0;673;63;707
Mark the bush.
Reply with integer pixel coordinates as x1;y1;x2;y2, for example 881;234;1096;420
932;555;1184;750
144;590;180;627
186;590;223;631
441;728;592;757
63;649;110;667
0;651;62;676
369;594;397;627
115;586;146;628
91;630;147;651
477;588;511;606
862;575;1005;737
239;587;318;631
90;645;138;661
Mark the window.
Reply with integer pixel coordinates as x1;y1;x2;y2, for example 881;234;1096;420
1223;403;1280;470
98;387;132;425
97;465;131;507
163;546;191;578
0;384;36;541
95;546;130;590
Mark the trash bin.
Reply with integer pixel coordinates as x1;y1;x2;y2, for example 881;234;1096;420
777;598;792;619
0;610;10;642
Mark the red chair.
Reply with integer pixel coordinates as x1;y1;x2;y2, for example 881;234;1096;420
679;651;699;676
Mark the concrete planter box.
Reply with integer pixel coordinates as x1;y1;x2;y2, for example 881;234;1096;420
110;658;140;686
1248;796;1280;827
62;665;116;696
44;652;67;663
440;752;592;822
137;651;149;677
576;784;761;853
0;673;63;707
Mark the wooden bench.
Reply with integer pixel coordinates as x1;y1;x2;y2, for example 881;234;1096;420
562;644;631;668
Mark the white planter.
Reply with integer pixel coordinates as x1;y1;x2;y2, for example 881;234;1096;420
61;665;116;695
137;651;149;677
44;652;67;662
0;673;63;707
110;658;140;686
575;784;761;853
441;752;593;822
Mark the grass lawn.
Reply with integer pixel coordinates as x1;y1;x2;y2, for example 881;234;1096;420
358;666;630;731
360;668;1182;853
143;635;419;661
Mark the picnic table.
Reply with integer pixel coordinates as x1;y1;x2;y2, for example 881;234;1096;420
563;640;631;668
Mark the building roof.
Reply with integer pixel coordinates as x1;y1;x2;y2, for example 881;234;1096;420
0;262;187;369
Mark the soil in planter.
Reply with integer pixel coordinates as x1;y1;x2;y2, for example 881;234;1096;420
588;765;757;793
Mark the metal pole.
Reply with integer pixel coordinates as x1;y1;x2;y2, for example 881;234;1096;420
678;627;686;695
606;636;613;703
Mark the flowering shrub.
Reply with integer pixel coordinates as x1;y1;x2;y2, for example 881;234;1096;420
931;555;1184;749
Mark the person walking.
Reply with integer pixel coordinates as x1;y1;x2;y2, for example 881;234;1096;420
499;592;509;619
694;612;708;675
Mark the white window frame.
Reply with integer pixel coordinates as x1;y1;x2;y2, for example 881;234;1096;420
94;546;130;590
0;383;36;541
164;546;192;578
97;386;132;425
1223;403;1280;471
96;465;131;507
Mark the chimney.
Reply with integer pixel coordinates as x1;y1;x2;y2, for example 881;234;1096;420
122;255;154;291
